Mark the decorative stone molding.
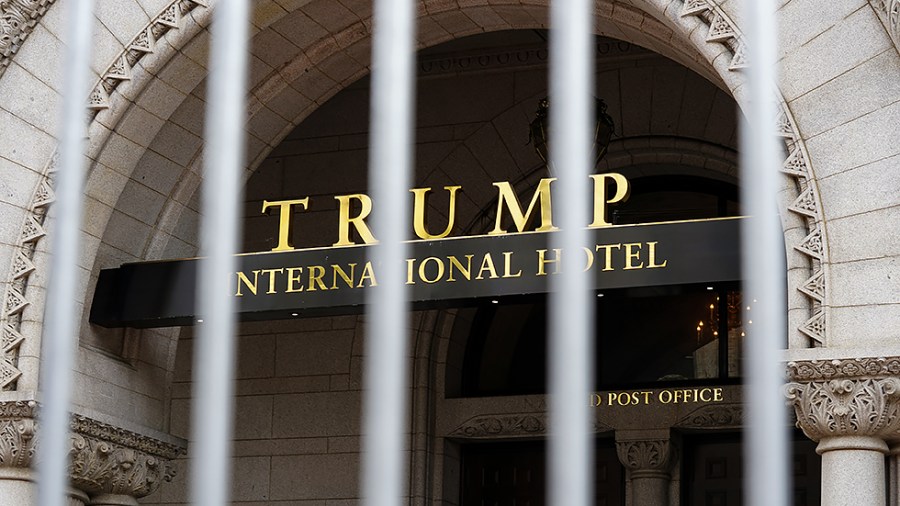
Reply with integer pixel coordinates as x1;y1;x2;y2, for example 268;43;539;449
870;0;900;50
615;439;672;472
674;403;743;429
0;401;184;500
0;154;53;390
70;415;183;463
0;0;55;78
449;413;545;439
679;0;829;347
788;357;900;381
786;358;900;442
86;0;208;116
448;413;611;439
418;39;647;76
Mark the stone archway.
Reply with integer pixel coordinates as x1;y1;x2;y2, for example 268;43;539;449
0;1;839;405
0;0;897;503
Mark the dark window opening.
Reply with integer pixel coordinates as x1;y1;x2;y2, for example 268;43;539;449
460;440;624;506
459;283;745;397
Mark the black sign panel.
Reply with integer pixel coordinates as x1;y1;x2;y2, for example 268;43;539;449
90;217;742;328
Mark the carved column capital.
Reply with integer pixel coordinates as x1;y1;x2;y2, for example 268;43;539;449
0;400;185;502
0;400;37;469
615;439;672;476
68;415;183;500
786;358;900;443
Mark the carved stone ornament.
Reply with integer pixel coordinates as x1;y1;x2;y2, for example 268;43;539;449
0;0;54;76
448;413;611;439
68;415;183;499
786;358;900;442
0;401;184;500
674;403;743;429
615;440;672;472
0;400;37;468
449;414;546;439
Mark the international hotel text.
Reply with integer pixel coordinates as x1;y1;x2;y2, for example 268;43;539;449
232;174;669;296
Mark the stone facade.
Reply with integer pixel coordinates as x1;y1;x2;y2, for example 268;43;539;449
0;0;896;504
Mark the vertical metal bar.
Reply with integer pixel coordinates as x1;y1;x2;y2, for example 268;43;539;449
548;0;595;505
740;1;789;506
189;0;249;505
361;0;416;502
37;0;95;504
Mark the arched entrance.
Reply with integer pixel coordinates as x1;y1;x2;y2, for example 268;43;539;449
5;0;900;504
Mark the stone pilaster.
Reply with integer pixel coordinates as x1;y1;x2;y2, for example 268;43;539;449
615;435;673;506
0;400;184;505
786;357;900;506
0;400;39;503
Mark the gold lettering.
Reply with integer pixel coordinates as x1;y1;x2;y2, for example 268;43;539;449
502;251;522;278
410;186;461;239
331;263;356;289
623;242;644;270
536;248;562;276
447;255;473;281
713;387;723;402
582;246;594;271
262;198;309;252
286;267;304;292
419;257;445;284
489;178;558;234
261;268;284;294
358;261;377;287
476;253;499;279
235;270;260;296
307;265;327;291
658;390;672;404
647;241;668;268
595;243;621;271
405;259;416;285
699;388;712;402
591;394;602;407
334;194;377;246
588;173;630;227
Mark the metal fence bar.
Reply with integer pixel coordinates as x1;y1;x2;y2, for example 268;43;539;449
548;0;595;505
37;0;95;504
361;0;416;503
189;0;250;505
741;1;789;505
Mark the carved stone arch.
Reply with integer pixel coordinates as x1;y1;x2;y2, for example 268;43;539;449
0;0;839;396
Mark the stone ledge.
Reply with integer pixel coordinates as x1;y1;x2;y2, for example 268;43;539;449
787;356;900;381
